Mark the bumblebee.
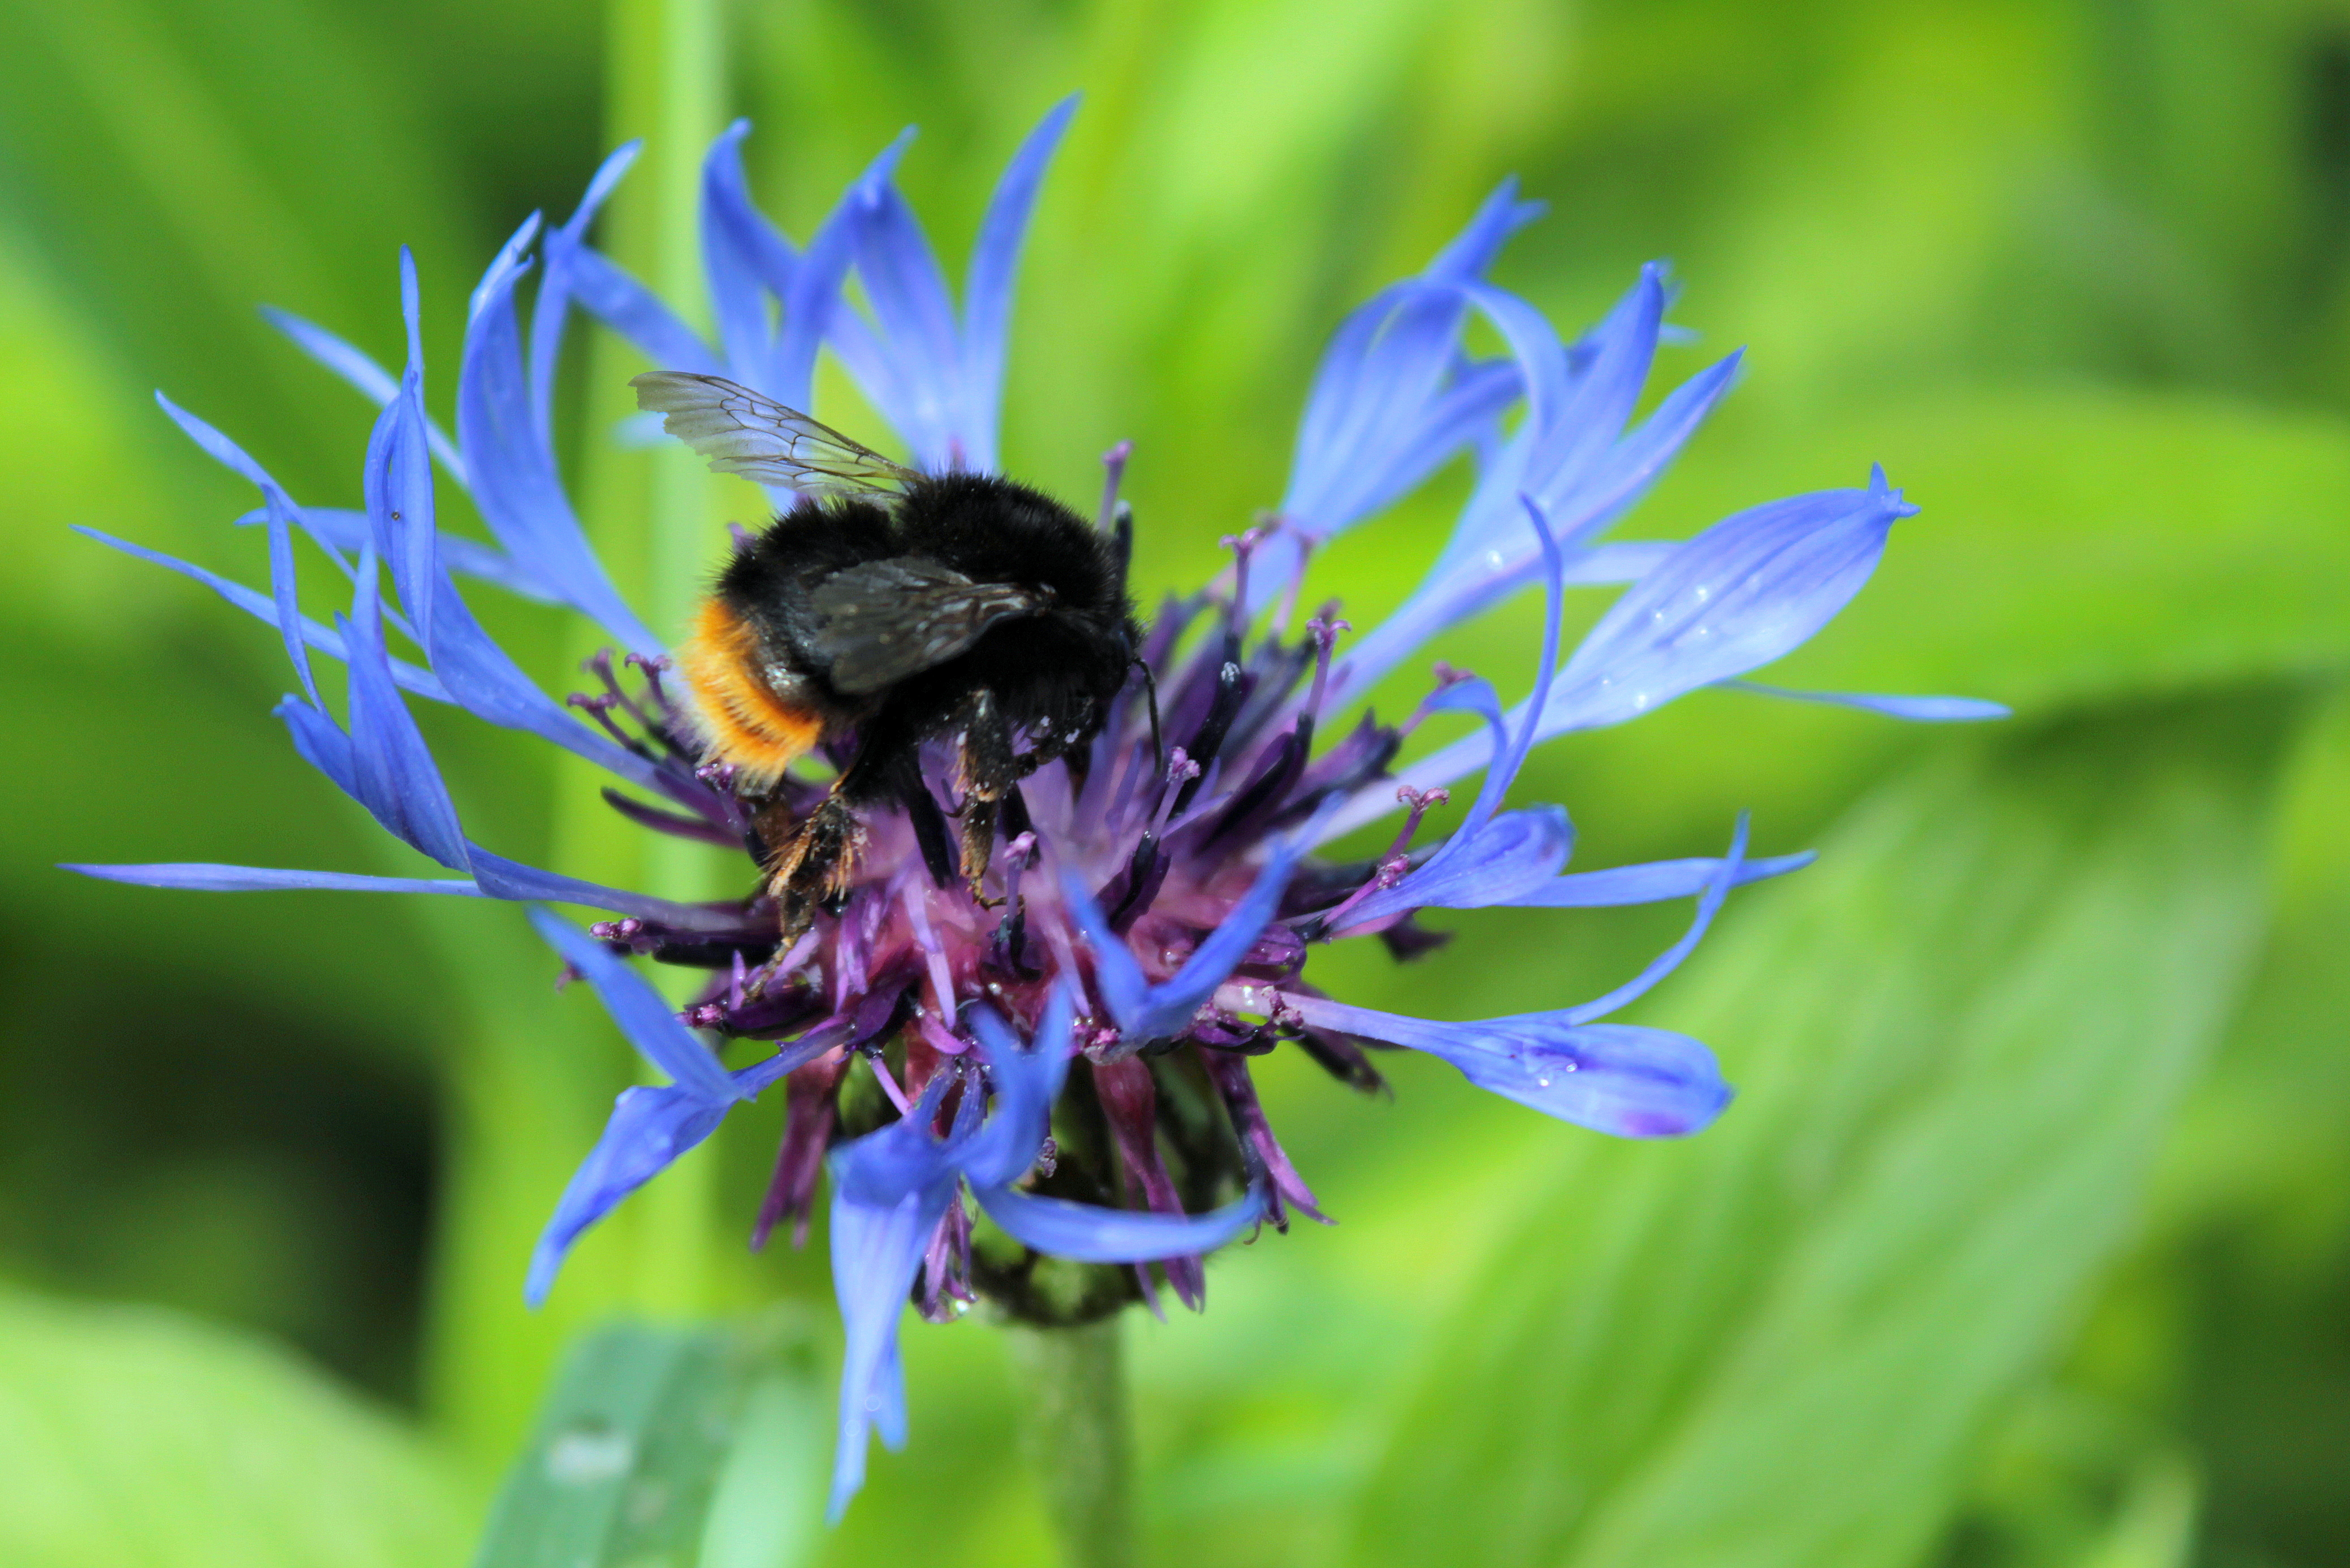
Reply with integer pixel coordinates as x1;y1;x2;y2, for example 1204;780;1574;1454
634;371;1143;936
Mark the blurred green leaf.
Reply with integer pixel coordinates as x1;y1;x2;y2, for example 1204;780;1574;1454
1347;693;2287;1568
472;1315;828;1568
0;1286;465;1568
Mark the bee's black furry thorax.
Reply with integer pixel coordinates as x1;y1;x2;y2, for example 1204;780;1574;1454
716;472;1142;805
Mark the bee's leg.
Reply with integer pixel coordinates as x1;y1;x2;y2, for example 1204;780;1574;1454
763;709;923;943
764;790;862;946
953;690;1022;901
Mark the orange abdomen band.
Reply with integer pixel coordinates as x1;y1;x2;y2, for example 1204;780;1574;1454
678;599;824;785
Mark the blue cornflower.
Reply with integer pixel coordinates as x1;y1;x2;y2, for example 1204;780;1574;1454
69;97;2003;1517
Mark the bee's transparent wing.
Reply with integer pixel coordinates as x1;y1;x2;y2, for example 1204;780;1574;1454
630;371;921;497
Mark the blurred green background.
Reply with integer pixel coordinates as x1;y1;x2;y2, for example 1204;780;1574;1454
2;0;2347;1564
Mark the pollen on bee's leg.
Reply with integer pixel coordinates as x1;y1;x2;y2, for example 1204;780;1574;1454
958;793;1001;899
768;791;862;943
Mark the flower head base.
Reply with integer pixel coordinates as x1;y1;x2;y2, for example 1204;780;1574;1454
70;97;2005;1518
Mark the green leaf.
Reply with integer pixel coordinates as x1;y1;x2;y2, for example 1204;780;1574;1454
470;1314;828;1568
0;1286;466;1568
1345;693;2288;1568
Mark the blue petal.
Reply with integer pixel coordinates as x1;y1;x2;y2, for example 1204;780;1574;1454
258;306;468;481
1556;349;1742;545
961;991;1074;1188
1505;849;1814;908
1522;264;1666;503
1561;815;1747;1025
1062;805;1329;1041
1266;181;1543;593
277;696;356;794
469;849;752;930
840;134;966;470
525;1083;731;1307
972;1182;1266;1263
1327;345;1735;721
1058;863;1151;1033
460;221;665;652
823;1069;969;1518
61;863;486;896
71;526;452;703
1337;806;1573;927
152;394;322;706
527;908;742;1102
524;1027;840;1309
1464;281;1574;438
1285;819;1749;1134
530;140;641;437
829;1073;966;1210
700;120;800;388
336;562;470;869
772;157;874;415
236;506;558;604
1722;680;2011;722
1543;472;1911;732
1345;498;1565;919
1317;538;1673;729
1424;176;1546;281
406;583;673;794
1459;496;1563;820
1330;356;1521;529
361;255;440;646
959;96;1077;473
1388;470;1916;797
825;1174;952;1521
561;244;723;377
1286;999;1731;1139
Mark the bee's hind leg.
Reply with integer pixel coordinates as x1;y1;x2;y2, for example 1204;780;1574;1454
952;690;1026;903
763;790;863;948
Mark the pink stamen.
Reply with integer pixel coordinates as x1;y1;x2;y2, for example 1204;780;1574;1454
1315;853;1411;936
584;650;669;740
868;1052;913;1115
625;650;675;714
1383;784;1452;859
1096;440;1133;533
1000;831;1038;909
901;883;958;1023
566;692;646;754
917;1009;969;1057
1399;663;1479;736
1219;524;1274;641
1150;749;1202;834
1301;608;1352;727
1156;756;1227;836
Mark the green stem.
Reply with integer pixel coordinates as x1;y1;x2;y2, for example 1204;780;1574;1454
579;0;731;1319
1008;1319;1137;1568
